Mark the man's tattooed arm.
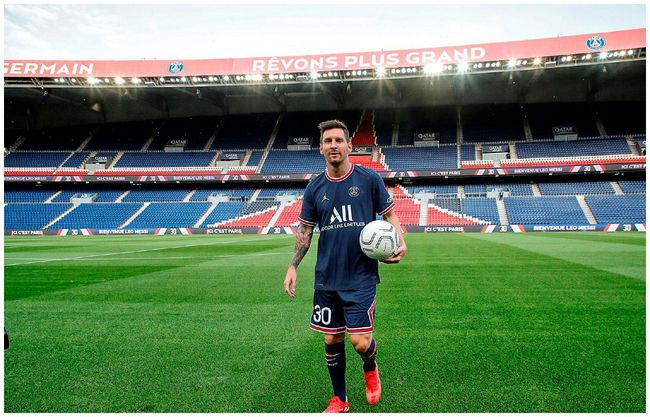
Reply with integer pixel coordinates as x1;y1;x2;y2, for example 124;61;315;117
290;222;314;268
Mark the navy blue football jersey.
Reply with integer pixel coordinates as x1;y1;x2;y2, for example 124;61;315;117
298;165;394;291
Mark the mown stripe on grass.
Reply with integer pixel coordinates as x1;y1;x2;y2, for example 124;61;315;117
465;233;645;281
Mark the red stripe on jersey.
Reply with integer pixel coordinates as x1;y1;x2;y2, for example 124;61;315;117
325;164;355;183
378;203;395;216
310;323;346;334
298;217;317;226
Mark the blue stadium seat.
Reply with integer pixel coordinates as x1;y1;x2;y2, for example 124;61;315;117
122;190;192;202
504;197;589;225
128;202;211;228
382;146;458;170
538;181;614;195
200;202;245;226
585;195;646;224
5;203;72;229
50;203;143;229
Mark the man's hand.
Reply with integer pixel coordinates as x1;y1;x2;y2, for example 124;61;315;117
284;266;297;298
381;240;407;264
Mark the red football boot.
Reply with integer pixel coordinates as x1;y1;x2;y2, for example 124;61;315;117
364;365;382;404
323;395;350;413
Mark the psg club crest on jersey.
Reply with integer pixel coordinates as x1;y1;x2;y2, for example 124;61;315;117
168;61;184;74
586;36;606;50
348;186;360;197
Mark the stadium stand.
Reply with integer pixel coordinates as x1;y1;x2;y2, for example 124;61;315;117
273;200;303;227
260;149;325;173
114;152;217;167
61;152;91;168
526;102;600;139
397;106;457;145
382;146;457;170
537;181;615;195
5;203;72;229
191;188;257;201
515;137;631;158
374;108;395;146
486;183;534;196
257;187;305;199
51;190;124;203
350;110;377;146
585;195;646;224
617;180;646;194
273;110;336;149
5;190;56;202
19;126;93;151
49;203;143;229
504;197;589;224
122;189;192;202
214;206;277;228
127;202;211;228
461;198;501;224
246;150;264;167
210;113;278;150
148;116;220;151
596;101;645;136
200;202;245;226
86;120;158;150
403;184;457;195
462;104;525;142
5;152;71;168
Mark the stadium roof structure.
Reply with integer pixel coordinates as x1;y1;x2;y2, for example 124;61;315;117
4;28;646;126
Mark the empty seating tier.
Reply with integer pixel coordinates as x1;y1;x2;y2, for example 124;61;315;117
585;195;646;224
50;203;143;229
5;203;72;229
504;197;589;225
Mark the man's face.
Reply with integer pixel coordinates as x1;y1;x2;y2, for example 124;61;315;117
320;127;352;166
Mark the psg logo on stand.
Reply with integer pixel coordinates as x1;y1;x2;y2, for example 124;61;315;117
168;61;184;74
586;36;606;50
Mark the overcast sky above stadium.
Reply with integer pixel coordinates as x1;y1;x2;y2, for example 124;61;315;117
4;3;646;60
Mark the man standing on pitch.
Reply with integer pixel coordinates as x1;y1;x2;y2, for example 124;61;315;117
283;119;407;413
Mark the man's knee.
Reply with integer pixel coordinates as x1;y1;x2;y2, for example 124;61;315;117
349;333;372;353
324;333;345;345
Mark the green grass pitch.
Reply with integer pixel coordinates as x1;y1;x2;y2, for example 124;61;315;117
4;232;646;412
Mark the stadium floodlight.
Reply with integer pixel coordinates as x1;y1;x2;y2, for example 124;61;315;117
423;62;443;74
533;58;542;65
521;60;528;65
376;66;386;77
346;71;351;76
87;77;100;84
208;76;214;82
310;71;319;80
245;74;252;81
70;78;77;83
599;51;608;59
180;76;187;82
333;72;338;76
362;70;368;76
131;77;141;84
269;74;275;81
104;78;110;83
457;62;469;73
508;59;517;68
627;49;634;55
279;74;285;80
223;75;230;81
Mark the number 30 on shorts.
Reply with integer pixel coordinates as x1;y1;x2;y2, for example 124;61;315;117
312;305;332;325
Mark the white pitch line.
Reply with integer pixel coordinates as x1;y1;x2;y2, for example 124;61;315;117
5;252;291;262
4;237;286;266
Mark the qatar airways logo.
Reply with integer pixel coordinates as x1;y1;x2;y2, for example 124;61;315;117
251;48;486;72
4;62;94;76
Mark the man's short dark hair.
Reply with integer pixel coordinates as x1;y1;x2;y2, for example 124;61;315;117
318;119;350;142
